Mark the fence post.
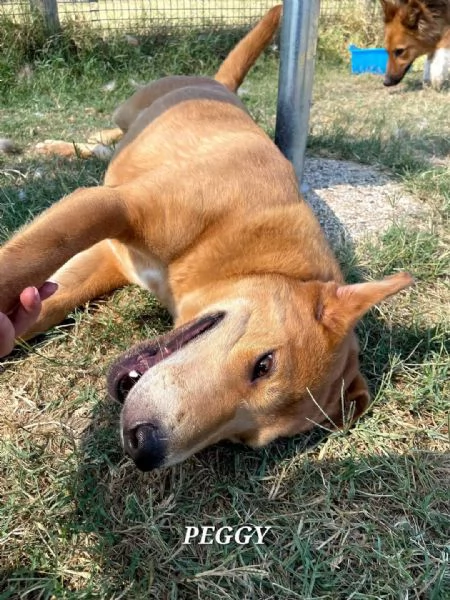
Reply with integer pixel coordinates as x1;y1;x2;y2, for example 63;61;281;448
275;0;321;186
29;0;60;33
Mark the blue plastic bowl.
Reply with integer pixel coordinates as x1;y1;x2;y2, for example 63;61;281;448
349;45;388;75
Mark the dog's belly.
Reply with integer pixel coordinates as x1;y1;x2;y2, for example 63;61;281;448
107;240;174;312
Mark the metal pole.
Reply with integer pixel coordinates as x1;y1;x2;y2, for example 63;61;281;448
29;0;60;33
275;0;321;185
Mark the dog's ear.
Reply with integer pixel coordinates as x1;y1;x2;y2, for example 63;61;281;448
402;0;446;41
327;372;371;429
317;272;413;339
342;372;371;425
380;0;400;23
400;0;426;29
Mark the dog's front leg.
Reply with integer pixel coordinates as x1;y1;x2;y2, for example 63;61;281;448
0;186;136;314
423;49;450;90
423;52;433;86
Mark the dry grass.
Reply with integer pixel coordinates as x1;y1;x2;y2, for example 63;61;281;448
0;28;449;600
1;0;377;31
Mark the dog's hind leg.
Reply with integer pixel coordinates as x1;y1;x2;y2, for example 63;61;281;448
35;139;114;159
22;240;130;339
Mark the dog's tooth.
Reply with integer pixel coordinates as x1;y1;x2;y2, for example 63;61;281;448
129;369;140;378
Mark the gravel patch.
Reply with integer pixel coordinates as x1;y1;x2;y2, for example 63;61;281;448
303;157;427;249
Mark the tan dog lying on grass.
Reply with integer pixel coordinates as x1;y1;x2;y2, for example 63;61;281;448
0;6;413;471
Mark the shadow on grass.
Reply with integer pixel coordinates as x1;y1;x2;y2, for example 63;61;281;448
401;78;427;92
4;364;446;598
401;77;450;93
308;124;450;173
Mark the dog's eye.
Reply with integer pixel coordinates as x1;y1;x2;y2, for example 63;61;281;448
116;370;142;403
394;48;406;57
251;352;274;382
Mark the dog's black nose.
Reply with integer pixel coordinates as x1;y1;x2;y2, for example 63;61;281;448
383;75;396;87
123;422;166;471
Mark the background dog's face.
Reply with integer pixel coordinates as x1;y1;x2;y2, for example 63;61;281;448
381;0;446;85
108;273;412;471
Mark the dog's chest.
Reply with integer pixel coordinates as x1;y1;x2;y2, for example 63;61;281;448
135;265;165;293
133;262;175;312
108;240;174;311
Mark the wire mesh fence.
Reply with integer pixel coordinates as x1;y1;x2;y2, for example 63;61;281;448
0;1;382;34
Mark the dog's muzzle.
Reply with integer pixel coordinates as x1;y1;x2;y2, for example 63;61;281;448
107;312;225;471
384;63;412;86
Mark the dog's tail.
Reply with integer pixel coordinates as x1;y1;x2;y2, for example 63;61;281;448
214;4;282;93
0;138;22;155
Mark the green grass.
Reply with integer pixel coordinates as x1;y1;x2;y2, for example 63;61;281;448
1;24;449;600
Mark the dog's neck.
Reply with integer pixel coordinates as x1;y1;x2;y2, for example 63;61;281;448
169;202;344;321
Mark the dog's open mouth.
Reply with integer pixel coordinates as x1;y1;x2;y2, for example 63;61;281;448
107;312;225;403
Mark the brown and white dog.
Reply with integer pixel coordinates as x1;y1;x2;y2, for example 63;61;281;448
381;0;450;89
0;6;413;471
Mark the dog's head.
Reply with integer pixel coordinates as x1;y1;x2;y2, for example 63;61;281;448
108;272;412;471
380;0;447;85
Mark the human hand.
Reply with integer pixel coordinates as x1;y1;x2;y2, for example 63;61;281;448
0;282;58;357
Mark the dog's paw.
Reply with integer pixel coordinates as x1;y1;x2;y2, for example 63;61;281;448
35;140;77;157
429;77;449;91
87;128;123;145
